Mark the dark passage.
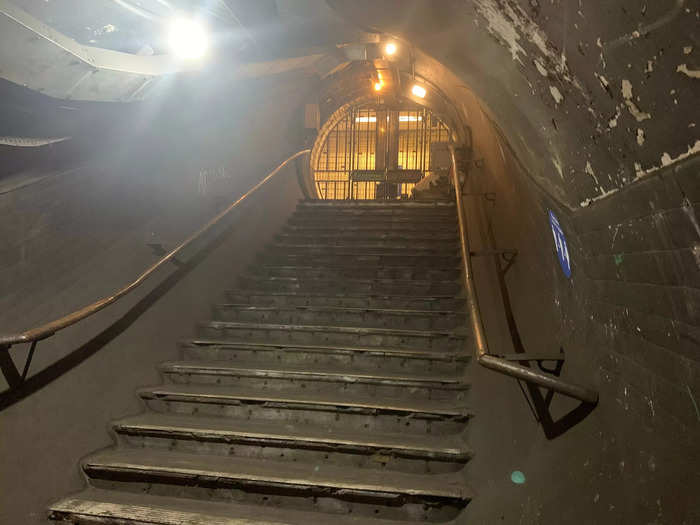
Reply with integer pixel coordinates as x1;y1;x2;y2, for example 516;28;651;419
0;1;698;524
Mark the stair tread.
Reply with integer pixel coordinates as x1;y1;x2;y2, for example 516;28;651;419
113;413;471;457
83;448;472;499
241;274;459;285
139;384;472;417
256;264;459;271
271;244;458;250
299;200;455;207
226;290;460;300
51;488;440;525
160;360;466;385
267;253;459;260
202;320;465;338
185;339;469;360
216;304;463;316
279;233;457;239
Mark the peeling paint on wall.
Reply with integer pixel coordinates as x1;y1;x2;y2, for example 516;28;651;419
635;140;700;176
621;80;651;122
676;64;700;79
473;0;585;98
636;128;645;146
549;85;563;104
534;59;548;77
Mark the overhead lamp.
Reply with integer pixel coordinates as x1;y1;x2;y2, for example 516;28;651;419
168;16;209;60
384;42;397;56
411;84;427;98
374;82;383;91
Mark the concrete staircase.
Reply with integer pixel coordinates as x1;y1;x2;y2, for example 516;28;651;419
49;200;474;524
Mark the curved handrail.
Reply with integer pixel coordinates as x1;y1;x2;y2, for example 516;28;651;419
0;149;311;349
449;144;598;404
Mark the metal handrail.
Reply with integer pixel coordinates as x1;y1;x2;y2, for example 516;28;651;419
448;144;598;404
0;149;311;350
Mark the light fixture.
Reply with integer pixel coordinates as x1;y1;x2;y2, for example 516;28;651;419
168;16;209;60
374;81;383;91
384;42;397;56
411;84;427;98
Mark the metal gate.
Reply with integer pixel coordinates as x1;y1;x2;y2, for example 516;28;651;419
313;105;450;200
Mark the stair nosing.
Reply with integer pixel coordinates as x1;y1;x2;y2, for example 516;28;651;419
214;304;464;316
201;321;467;339
112;413;472;459
183;339;470;361
225;290;463;300
138;384;473;418
159;360;468;387
82;449;472;500
50;488;438;525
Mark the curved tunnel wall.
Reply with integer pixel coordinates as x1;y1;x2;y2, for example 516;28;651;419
0;1;698;522
320;2;699;522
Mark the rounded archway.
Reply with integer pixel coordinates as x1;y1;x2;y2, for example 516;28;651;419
311;100;451;200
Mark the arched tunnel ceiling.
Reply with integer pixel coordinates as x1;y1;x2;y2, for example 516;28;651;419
2;0;698;209
326;0;699;209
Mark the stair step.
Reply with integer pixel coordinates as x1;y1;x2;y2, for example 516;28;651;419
224;291;466;310
268;244;459;256
112;413;472;465
298;200;455;208
236;275;460;295
212;304;464;330
277;233;458;244
50;488;454;525
291;211;456;222
181;340;469;374
279;229;458;241
81;448;472;518
293;207;455;216
273;240;458;249
198;321;467;351
251;265;460;281
286;219;457;233
161;361;463;385
262;253;460;267
159;360;468;400
138;384;472;434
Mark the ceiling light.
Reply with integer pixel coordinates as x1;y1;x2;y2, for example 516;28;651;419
168;17;209;60
384;42;397;56
411;84;427;98
374;82;383;91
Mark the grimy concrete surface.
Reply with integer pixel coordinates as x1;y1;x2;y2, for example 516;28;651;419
0;169;302;524
461;134;698;524
0;72;311;523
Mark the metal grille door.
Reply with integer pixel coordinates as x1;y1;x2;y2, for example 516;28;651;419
314;105;450;200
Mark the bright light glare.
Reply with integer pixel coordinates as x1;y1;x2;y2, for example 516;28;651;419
168;17;209;60
411;84;427;98
374;82;383;91
356;116;377;123
399;115;422;122
384;42;397;55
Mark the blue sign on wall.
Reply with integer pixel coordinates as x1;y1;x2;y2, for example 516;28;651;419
548;210;571;278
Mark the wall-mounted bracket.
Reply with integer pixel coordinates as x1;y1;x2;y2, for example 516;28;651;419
0;341;37;388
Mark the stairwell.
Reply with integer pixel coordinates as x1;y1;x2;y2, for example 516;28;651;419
49;200;475;524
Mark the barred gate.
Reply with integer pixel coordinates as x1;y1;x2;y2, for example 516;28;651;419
314;105;450;200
